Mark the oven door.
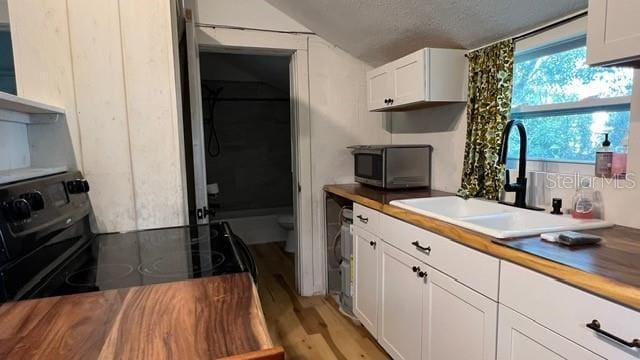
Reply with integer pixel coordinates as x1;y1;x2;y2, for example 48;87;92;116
353;150;385;187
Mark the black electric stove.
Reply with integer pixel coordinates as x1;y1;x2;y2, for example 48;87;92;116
0;171;255;303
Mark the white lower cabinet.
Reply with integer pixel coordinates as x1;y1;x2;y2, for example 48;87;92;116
378;241;425;360
497;305;604;360
422;268;497;360
352;206;639;360
354;226;498;360
353;226;380;336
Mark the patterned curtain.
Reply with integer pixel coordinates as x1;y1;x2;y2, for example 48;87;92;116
458;39;515;200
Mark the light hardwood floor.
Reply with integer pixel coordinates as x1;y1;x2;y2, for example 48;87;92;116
250;242;390;360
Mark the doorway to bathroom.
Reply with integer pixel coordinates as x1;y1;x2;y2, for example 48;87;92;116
198;52;296;253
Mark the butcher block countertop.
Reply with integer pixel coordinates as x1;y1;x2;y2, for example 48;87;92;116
325;183;640;311
0;273;279;360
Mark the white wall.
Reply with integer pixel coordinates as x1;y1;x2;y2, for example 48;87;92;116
8;0;186;232
196;0;310;33
391;104;467;193
0;122;29;171
0;0;8;24
196;0;391;295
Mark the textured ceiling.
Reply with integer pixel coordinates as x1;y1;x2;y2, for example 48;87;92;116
266;0;587;66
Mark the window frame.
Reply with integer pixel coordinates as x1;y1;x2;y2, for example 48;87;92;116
510;19;633;166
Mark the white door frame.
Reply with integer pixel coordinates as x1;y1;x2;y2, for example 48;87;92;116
183;0;209;224
195;26;315;296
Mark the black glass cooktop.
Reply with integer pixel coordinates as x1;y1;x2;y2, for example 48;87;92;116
1;222;255;302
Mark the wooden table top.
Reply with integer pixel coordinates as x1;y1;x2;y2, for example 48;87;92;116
325;183;640;311
0;273;273;360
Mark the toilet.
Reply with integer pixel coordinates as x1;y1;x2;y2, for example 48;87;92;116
277;214;296;253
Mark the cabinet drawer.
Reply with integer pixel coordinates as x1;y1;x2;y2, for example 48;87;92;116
500;261;640;359
353;203;380;234
381;214;499;300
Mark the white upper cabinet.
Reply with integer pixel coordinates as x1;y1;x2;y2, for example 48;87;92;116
587;0;640;67
367;65;394;111
367;48;467;111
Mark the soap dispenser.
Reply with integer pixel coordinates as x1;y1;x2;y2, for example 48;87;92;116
595;133;613;178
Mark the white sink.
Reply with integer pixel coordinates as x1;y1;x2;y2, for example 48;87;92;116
390;196;612;239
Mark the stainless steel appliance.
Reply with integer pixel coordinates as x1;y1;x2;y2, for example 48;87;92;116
348;145;432;189
0;171;256;303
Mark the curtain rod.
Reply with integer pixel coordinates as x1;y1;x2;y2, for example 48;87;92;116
196;23;316;35
465;9;587;56
513;11;587;42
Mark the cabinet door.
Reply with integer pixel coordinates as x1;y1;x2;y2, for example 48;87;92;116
378;241;425;360
367;65;393;111
391;50;426;106
497;305;604;360
422;268;497;360
353;227;380;336
587;0;640;66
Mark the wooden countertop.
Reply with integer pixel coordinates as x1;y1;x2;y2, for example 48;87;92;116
0;273;277;359
325;183;640;311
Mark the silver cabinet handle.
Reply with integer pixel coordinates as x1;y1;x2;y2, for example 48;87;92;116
357;215;368;224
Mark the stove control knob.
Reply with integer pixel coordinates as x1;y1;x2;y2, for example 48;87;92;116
21;191;45;211
10;199;32;221
67;179;90;194
81;180;90;193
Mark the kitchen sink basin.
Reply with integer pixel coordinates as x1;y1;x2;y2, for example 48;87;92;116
390;196;612;239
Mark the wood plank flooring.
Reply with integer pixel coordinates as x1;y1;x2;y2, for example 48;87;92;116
250;242;389;360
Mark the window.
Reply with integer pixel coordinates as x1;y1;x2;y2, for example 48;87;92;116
509;35;634;163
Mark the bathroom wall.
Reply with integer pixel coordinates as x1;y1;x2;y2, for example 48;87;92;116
200;52;293;213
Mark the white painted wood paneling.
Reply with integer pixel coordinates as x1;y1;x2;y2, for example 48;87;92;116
119;0;185;229
66;0;136;231
8;0;83;168
9;0;186;232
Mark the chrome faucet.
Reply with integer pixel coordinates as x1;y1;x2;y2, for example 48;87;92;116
499;120;537;209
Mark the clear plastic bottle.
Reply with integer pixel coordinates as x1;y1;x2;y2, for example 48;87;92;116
571;178;603;219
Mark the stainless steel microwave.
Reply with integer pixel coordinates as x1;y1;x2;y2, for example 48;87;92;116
348;145;432;189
